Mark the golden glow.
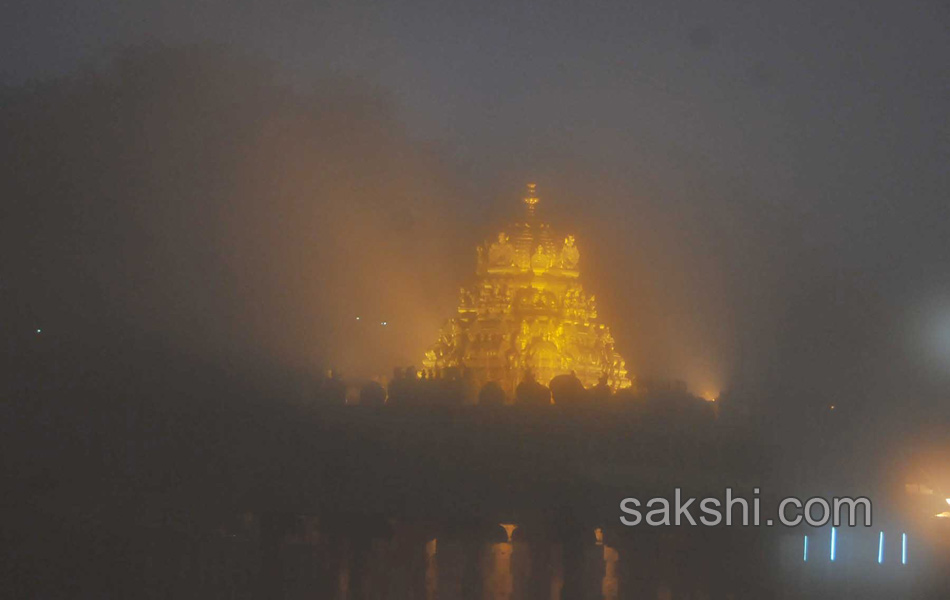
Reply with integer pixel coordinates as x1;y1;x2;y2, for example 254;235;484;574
701;390;719;402
423;184;632;395
523;182;539;206
500;523;517;543
603;544;619;600
932;498;950;518
485;536;514;599
905;483;934;495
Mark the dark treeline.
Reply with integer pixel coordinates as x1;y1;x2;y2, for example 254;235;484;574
322;365;718;417
2;335;768;598
4;330;942;597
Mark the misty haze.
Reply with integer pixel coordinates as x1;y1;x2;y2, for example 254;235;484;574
3;1;950;598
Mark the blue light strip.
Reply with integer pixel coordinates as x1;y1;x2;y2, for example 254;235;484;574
803;535;808;562
830;527;837;562
902;533;907;565
878;531;884;564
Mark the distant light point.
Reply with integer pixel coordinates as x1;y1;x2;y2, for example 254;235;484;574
381;321;388;326
36;328;42;334
356;316;360;321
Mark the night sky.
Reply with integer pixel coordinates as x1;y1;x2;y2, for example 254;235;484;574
3;1;949;422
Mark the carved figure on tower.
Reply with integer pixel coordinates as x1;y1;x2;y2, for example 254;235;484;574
488;232;515;267
560;235;580;269
531;245;554;273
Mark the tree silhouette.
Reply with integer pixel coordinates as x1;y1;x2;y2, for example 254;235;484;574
358;381;386;407
477;381;507;407
515;370;551;407
549;371;585;407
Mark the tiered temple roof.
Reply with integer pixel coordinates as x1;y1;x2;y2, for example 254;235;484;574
423;184;631;396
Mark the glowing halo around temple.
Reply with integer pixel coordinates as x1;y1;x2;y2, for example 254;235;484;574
423;184;632;396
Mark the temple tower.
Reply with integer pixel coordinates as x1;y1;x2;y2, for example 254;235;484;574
423;184;631;397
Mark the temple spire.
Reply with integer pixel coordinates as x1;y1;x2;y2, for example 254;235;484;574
423;182;631;395
523;183;539;220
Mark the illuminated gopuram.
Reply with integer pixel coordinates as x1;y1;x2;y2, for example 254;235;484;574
423;184;631;396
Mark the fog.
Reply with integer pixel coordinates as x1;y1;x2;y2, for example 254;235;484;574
2;1;949;427
5;6;950;598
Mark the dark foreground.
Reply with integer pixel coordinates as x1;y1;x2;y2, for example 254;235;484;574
4;390;949;598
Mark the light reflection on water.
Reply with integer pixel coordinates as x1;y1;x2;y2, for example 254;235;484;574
602;544;619;600
339;527;621;600
197;518;725;599
484;542;513;600
425;539;438;600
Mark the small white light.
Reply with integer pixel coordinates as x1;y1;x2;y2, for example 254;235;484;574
36;329;41;334
381;321;387;326
356;316;360;321
830;527;836;562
